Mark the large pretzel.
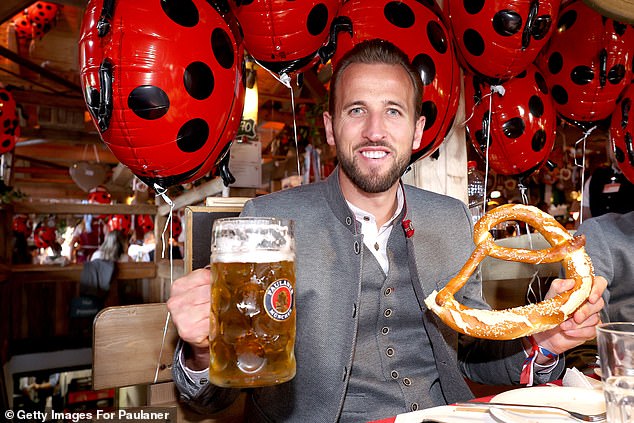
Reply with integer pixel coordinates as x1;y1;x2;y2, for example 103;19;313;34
424;204;594;340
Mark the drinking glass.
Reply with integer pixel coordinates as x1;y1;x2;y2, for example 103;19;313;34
597;322;634;423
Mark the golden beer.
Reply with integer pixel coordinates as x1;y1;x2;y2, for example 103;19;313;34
209;218;296;387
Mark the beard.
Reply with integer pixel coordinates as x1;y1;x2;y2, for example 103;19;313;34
337;144;411;193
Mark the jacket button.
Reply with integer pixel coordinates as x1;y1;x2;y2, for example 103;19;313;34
410;403;419;411
342;367;347;381
353;241;360;254
403;377;412;386
345;216;352;225
352;303;357;318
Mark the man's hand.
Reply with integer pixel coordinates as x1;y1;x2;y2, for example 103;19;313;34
167;268;216;370
530;275;607;362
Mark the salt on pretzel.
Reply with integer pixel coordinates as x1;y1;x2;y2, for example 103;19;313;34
424;204;594;340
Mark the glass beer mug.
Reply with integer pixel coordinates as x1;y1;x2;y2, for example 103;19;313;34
209;217;296;387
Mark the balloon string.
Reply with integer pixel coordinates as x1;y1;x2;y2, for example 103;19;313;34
482;88;496;216
573;125;597;226
152;183;175;384
251;58;302;181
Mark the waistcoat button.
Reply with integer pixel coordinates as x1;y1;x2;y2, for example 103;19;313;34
410;403;419;411
403;378;412;386
353;241;360;254
352;303;357;318
386;347;394;357
391;370;399;379
342;367;347;381
384;287;392;296
384;308;392;318
381;326;389;335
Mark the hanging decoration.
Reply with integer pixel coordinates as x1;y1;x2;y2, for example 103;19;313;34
135;214;155;234
25;2;61;39
79;0;245;189
536;0;634;126
445;0;560;80
0;87;20;155
34;222;57;249
610;83;634;184
464;65;557;176
228;0;342;76
323;0;460;163
107;214;132;235
13;214;33;237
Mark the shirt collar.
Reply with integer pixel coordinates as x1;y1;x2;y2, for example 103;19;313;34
346;184;405;230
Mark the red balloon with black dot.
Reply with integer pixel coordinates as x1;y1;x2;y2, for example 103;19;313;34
228;0;342;75
13;215;32;237
79;0;245;188
330;0;460;163
108;214;132;235
0;87;20;155
463;66;557;176
136;214;155;234
25;2;60;39
34;224;56;249
535;1;634;123
610;83;634;184
445;0;560;80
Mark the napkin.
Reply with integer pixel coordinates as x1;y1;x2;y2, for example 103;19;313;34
562;367;603;390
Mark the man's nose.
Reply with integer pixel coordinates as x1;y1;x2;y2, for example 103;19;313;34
362;112;387;142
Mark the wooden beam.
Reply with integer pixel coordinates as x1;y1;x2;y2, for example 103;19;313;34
14;143;118;165
17;127;101;144
11;89;86;109
0;45;81;93
157;178;224;216
13;202;157;215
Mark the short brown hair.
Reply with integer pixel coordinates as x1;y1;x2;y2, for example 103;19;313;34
328;39;423;119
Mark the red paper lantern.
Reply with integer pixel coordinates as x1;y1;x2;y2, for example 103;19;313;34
464;65;557;176
446;0;560;80
610;84;634;184
79;0;245;188
229;0;342;75
536;1;634;124
328;0;460;163
0;87;20;155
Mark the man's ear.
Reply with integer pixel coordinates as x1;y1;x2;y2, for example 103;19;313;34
324;112;336;146
412;115;425;151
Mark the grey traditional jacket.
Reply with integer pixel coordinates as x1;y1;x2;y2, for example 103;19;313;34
575;211;634;322
173;170;564;422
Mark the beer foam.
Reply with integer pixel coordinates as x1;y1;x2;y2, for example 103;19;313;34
212;219;294;263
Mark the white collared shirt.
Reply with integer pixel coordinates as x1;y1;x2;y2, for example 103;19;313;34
346;186;404;274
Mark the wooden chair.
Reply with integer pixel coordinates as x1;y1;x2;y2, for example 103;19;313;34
93;200;249;422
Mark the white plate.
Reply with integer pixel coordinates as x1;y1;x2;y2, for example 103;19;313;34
491;386;606;415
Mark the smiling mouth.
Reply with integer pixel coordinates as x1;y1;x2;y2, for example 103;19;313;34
361;150;389;159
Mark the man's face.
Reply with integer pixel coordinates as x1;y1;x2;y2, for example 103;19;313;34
324;63;425;193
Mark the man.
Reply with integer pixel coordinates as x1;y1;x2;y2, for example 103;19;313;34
168;39;605;421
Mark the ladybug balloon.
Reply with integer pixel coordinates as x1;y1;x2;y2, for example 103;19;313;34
327;0;460;163
610;83;634;184
79;0;245;189
34;224;56;249
0;87;20;155
108;214;132;235
445;0;560;80
228;0;342;75
136;214;154;234
25;2;60;39
536;1;634;124
88;185;111;204
11;10;32;41
464;65;557;176
13;214;32;237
